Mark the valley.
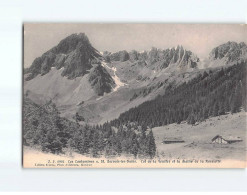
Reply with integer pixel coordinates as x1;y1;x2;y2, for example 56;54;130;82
23;32;247;165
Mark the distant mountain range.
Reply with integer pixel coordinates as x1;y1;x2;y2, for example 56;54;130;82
103;45;199;71
24;33;247;124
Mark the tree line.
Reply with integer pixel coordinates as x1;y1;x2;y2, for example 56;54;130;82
110;61;247;127
23;98;156;158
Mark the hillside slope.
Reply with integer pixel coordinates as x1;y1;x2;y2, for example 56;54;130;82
75;45;201;123
110;61;247;127
153;111;246;162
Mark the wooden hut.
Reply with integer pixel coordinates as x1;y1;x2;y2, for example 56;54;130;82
162;137;185;144
211;135;242;144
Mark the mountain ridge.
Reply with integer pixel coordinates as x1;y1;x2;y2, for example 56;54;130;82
24;33;247;124
102;45;200;71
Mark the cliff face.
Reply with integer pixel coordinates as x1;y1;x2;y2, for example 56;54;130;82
25;33;102;80
146;46;199;69
103;45;199;70
103;50;130;62
88;65;116;96
209;41;247;63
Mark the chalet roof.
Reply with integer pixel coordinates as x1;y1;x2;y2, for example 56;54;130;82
163;137;184;141
212;135;222;141
224;136;242;141
212;135;242;142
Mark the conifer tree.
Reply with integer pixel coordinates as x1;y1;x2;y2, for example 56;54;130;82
146;130;156;158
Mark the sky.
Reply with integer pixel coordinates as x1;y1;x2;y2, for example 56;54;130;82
24;24;247;68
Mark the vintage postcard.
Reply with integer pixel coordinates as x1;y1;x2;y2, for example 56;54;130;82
23;24;247;168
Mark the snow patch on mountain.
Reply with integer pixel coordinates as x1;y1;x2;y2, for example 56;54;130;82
101;61;127;92
111;67;127;91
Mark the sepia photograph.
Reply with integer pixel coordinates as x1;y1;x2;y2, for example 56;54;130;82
2;0;247;193
23;23;247;168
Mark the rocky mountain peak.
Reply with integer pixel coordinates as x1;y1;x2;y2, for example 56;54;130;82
48;33;92;54
144;45;199;69
25;33;101;80
102;45;199;70
209;41;247;63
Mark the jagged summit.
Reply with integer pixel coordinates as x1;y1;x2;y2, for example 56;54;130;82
48;33;93;54
25;33;101;80
209;41;247;63
102;45;199;70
